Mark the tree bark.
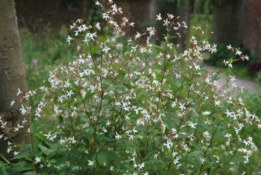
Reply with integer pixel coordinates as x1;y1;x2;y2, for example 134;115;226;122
177;1;190;48
242;0;261;57
212;0;243;45
149;0;162;24
0;0;28;160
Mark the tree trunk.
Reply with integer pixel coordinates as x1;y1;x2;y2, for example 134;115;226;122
149;0;162;25
242;0;261;57
0;0;28;160
177;1;190;48
189;0;195;13
212;0;243;45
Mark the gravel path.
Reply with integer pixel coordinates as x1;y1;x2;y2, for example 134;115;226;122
203;65;260;94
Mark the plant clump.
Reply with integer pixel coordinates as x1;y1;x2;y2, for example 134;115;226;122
0;0;260;174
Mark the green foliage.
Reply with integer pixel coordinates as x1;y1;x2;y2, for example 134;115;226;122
205;44;236;67
20;28;78;90
236;91;261;174
204;43;261;80
195;0;213;14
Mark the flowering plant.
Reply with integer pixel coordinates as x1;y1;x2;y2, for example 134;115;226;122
0;1;260;174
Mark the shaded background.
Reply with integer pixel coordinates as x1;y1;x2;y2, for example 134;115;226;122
14;0;261;78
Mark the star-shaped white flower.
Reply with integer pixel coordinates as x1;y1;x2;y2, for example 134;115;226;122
35;157;41;163
156;13;162;21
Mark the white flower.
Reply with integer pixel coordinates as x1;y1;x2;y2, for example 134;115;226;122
129;135;134;140
10;100;15;106
129;22;135;27
19;105;26;115
66;35;73;44
200;158;205;164
156;13;162;21
88;160;94;166
193;63;200;70
224;133;231;138
214;100;221;106
66;90;74;97
102;13;110;21
35;157;41;163
44;132;51;140
167;13;174;19
110;166;114;171
235;48;242;56
17;88;22;96
102;46;111;53
14;151;19;156
179;103;186;111
132;127;138;134
106;120;111;127
188;122;197;129
227;44;232;50
115;132;122;140
135;32;141;40
202;111;211;115
138;162;145;170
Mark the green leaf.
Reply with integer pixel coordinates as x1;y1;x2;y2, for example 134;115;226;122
35;123;52;133
103;79;112;85
12;161;33;172
1;167;8;175
30;121;37;134
85;91;96;100
171;67;184;72
87;127;94;138
188;150;203;157
213;130;225;142
23;171;36;175
97;153;108;165
11;152;32;161
190;141;203;150
152;44;165;51
199;123;212;132
39;145;49;155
